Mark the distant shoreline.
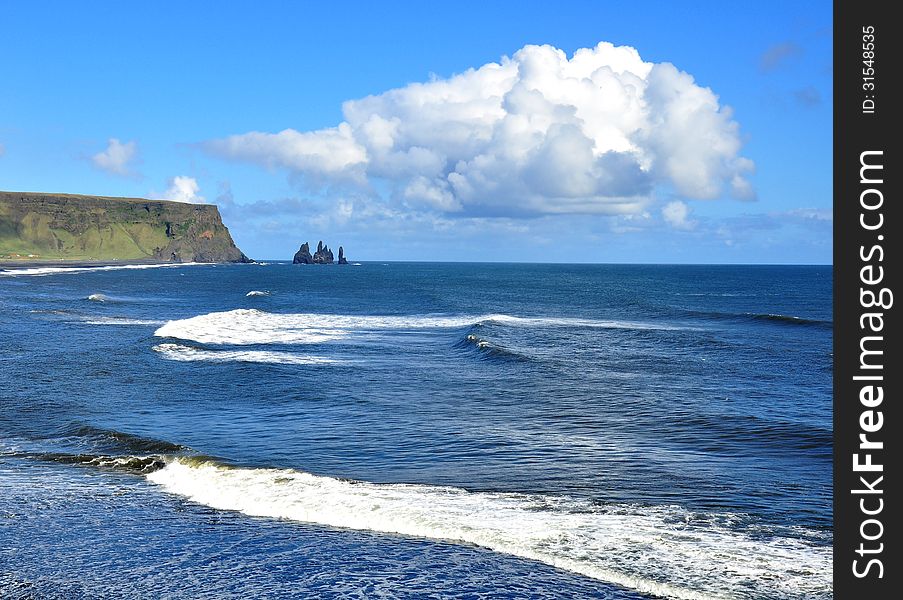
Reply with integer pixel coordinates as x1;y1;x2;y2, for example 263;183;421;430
0;258;192;271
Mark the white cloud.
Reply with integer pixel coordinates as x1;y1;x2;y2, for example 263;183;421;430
91;138;138;176
160;176;205;204
785;207;832;221
661;200;696;230
205;42;753;217
207;124;367;181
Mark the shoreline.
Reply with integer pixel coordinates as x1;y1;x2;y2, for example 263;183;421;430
0;258;262;272
0;259;239;274
0;258;183;271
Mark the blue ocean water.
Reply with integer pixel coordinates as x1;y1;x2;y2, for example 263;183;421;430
0;262;832;599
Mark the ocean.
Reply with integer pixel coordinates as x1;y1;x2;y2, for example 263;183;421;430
0;262;832;599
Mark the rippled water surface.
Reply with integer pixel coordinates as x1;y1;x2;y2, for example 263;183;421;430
0;262;832;599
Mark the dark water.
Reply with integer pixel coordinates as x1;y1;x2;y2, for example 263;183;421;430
0;262;832;599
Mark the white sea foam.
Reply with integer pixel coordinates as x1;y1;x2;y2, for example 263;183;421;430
152;343;339;365
0;262;205;277
481;314;681;330
147;459;831;600
83;317;165;326
87;293;110;302
154;309;679;346
245;290;271;297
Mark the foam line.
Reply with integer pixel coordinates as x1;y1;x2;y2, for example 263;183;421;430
148;459;831;600
0;262;205;277
84;317;165;326
152;343;339;365
154;309;681;346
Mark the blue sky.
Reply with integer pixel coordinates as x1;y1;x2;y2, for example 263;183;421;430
0;1;832;263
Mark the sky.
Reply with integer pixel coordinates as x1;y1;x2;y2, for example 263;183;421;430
0;1;832;263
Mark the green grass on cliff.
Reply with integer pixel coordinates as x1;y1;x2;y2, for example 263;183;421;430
0;191;247;263
0;211;171;261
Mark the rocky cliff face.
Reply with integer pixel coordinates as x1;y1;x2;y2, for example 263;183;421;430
0;191;251;263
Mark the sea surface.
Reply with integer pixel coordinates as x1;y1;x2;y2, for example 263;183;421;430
0;262;832;599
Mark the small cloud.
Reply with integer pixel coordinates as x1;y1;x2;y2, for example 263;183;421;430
159;176;205;203
785;207;832;223
760;42;803;72
729;157;756;200
91;138;139;176
793;86;821;108
662;200;696;230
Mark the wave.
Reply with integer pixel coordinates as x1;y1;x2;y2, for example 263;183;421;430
154;309;681;346
86;293;139;304
682;309;830;328
482;314;684;331
57;424;188;454
146;458;832;600
152;343;340;365
0;262;206;277
24;451;168;474
7;422;831;599
746;313;830;327
246;290;271;297
82;316;165;326
455;333;530;362
29;308;162;326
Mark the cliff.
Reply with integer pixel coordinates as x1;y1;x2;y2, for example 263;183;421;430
0;191;251;263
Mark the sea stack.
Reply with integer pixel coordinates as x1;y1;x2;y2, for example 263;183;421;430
292;240;349;264
313;241;334;264
292;242;313;264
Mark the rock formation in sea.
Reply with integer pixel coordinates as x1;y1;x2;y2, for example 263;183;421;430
292;240;349;264
0;190;252;263
313;241;334;264
292;242;313;264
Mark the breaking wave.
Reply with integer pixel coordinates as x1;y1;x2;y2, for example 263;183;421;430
455;333;531;362
152;343;340;365
145;457;832;600
246;290;271;297
27;451;168;474
6;423;832;600
153;309;682;346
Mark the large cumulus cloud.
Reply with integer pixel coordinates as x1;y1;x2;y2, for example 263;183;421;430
205;42;753;217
